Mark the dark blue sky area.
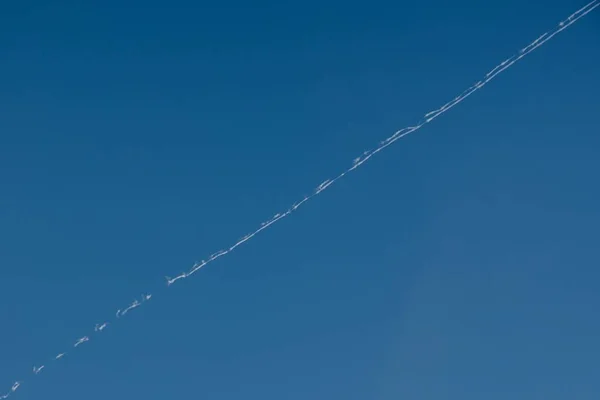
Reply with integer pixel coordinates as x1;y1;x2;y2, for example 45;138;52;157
1;1;599;399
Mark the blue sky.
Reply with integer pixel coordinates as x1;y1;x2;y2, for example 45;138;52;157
1;0;599;399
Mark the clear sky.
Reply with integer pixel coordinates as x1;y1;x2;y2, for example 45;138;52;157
1;1;599;399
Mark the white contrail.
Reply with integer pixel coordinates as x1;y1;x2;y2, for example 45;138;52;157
117;293;152;317
94;323;108;332
485;57;513;78
1;1;597;397
32;366;44;375
520;32;548;54
0;383;22;400
73;336;89;348
166;272;187;286
119;300;140;317
171;1;599;286
116;293;152;317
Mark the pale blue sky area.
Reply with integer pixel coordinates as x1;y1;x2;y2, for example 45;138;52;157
1;1;599;399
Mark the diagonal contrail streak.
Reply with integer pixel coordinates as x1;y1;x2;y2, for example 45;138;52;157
178;0;600;281
1;1;598;397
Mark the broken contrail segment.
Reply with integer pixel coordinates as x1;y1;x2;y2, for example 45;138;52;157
1;1;598;398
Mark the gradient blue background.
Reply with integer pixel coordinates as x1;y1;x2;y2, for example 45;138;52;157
1;1;599;399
